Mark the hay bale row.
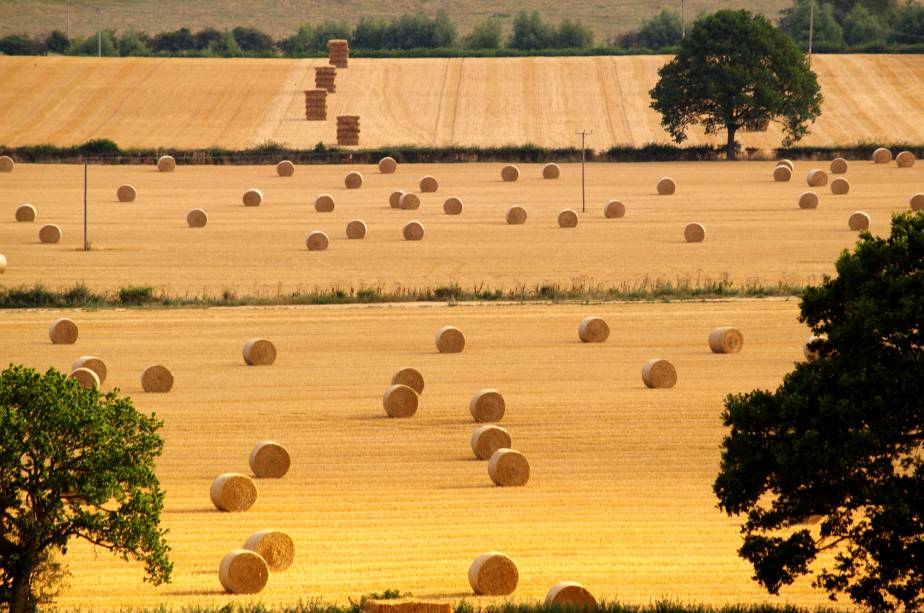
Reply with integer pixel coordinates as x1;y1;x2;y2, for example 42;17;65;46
501;165;519;182
383;383;418;418
578;316;609;343
243;188;263;207
545;582;597;608
399;192;420;210
306;230;329;250
657;177;676;195
389;190;405;209
187;208;208;227
831;177;850;195
249;441;290;478
344;171;363;189
15;203;36;222
219;549;268;594
403;221;425;241
830;157;848;174
73;356;107;384
709;327;743;354
117;184;136;202
684;222;706;243
69;367;99;390
49;318;78;344
0;155;14;172
0;254;5;274
364;599;452;613
911;193;924;211
488;448;529;486
470;389;505;423
604;200;625;218
419;176;438;192
157;155;176;172
243;338;277;365
506;206;527;225
799;192;819;209
141;364;173;392
558;209;578;228
391;367;424;394
243;530;294;572
211;472;257;512
346;219;367;239
468;552;518;595
337;116;360;146
806;169;828;187
328;39;349;68
276;160;295;177
773;164;792;182
777;159;794;172
849;211;870;231
435;325;465;353
471;425;511;460
873;147;892;164
316;194;335;212
804;335;821;361
542;163;560;179
39;224;61;244
378;156;397;174
896;150;916;168
443;197;463;215
315;66;336;92
642;358;677;389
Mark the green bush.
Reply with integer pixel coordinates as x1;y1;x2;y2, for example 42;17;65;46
637;10;683;49
889;0;924;43
463;18;504;50
843;3;886;45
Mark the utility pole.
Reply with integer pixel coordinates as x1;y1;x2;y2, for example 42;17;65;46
575;129;592;213
97;8;102;57
681;0;686;39
83;160;89;251
808;0;815;65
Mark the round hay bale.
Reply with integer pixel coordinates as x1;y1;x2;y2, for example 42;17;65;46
684;222;706;243
243;530;294;572
141;365;174;393
501;165;519;182
419;176;438;193
873;147;892;164
0;254;6;274
403;221;424;241
39;224;61;244
558;209;578;228
470;389;505;423
15;204;36;222
0;155;14;172
346;219;367;239
578;316;609;343
910;193;924;211
468;552;519;595
315;194;335;212
642;358;677;389
219;549;269;594
306;230;330;251
773;165;792;182
804;335;821;361
72;356;107;384
542;163;560;179
443;197;463;215
117;184;136;202
383;383;419;418
831;177;850;195
798;192;819;210
242;189;263;207
49;318;78;344
545;582;597;608
378;156;397;174
344;171;363;189
708;327;743;354
243;338;276;366
777;159;794;172
506;206;527;225
806;169;828;187
69;367;99;390
156;155;176;172
435;326;465;353
399;193;420;210
389;190;405;209
210;473;258;512
830;158;848;174
390;367;424;395
603;200;625;218
187;208;208;228
488;448;529;487
896;150;916;168
657;177;676;195
249;441;291;478
471;425;512;461
849;211;870;231
276;160;295;177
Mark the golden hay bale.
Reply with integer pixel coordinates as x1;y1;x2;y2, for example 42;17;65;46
219;549;269;594
435;326;465;353
831;177;850;195
806;169;828;187
117;184;137;202
141;364;174;393
69;367;99;390
345;171;364;189
49;318;78;344
187;208;208;228
488;448;529;487
391;367;424;395
242;188;263;207
210;473;258;512
306;230;330;251
0;155;14;172
249;441;291;478
276;160;295;177
911;193;924;211
873;147;892;164
419;176;438;193
804;335;821;361
363;599;451;613
657;177;676;195
798;192;819;210
346;219;367;239
403;221;424;241
777;159;794;172
243;338;277;366
471;425;512;461
604;200;625;218
15;204;36;222
443;197;463;215
156;155;176;172
383;383;419;418
243;530;294;572
896;150;916;168
72;356;107;384
470;389;505;423
848;211;870;231
468;552;519;595
378;157;398;174
399;193;421;210
315;194;335;212
684;222;706;243
506;206;527;225
578;316;609;343
0;254;6;274
389;190;405;209
545;582;597;608
39;224;61;244
830;158;848;174
542;163;560;179
558;209;578;228
501;165;519;182
708;327;743;354
773;165;792;182
642;358;677;389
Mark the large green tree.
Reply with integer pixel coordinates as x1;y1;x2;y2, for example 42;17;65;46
0;365;172;613
650;10;822;160
714;212;924;611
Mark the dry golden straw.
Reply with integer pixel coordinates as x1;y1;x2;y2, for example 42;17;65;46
542;163;560;179
242;188;263;207
315;194;335;212
399;193;420;210
378;157;397;174
684;222;706;243
873;147;892;164
657;177;676;195
849;211;870;231
604;200;625;218
806;169;828;187
506;206;527;225
243;530;294;572
578;316;609;343
471;425;511;460
545;582;597;608
39;224;61;244
470;389;505;423
488;448;530;486
141;364;174;393
403;221;424;241
186;208;208;228
210;473;258;512
831;177;850;195
468;552;519;595
49;318;78;344
435;326;465;353
344;171;364;189
896;151;916;168
772;165;792;182
708;327;743;354
249;441;291;478
346;220;367;239
642;358;677;388
306;231;330;251
443;197;463;215
15;204;36;222
419;176;439;192
0;156;14;172
218;549;269;594
69;367;99;390
383;383;419;418
276;160;295;177
72;356;107;384
117;184;136;202
911;193;924;211
558;209;578;228
799;192;819;209
243;338;276;366
830;158;848;174
156;155;176;172
389;190;405;209
391;367;424;394
501;165;519;182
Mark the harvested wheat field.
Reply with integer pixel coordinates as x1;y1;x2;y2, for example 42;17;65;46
0;299;850;609
1;55;924;149
1;161;918;295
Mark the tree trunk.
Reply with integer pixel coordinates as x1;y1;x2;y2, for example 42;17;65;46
10;562;33;613
726;124;738;160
